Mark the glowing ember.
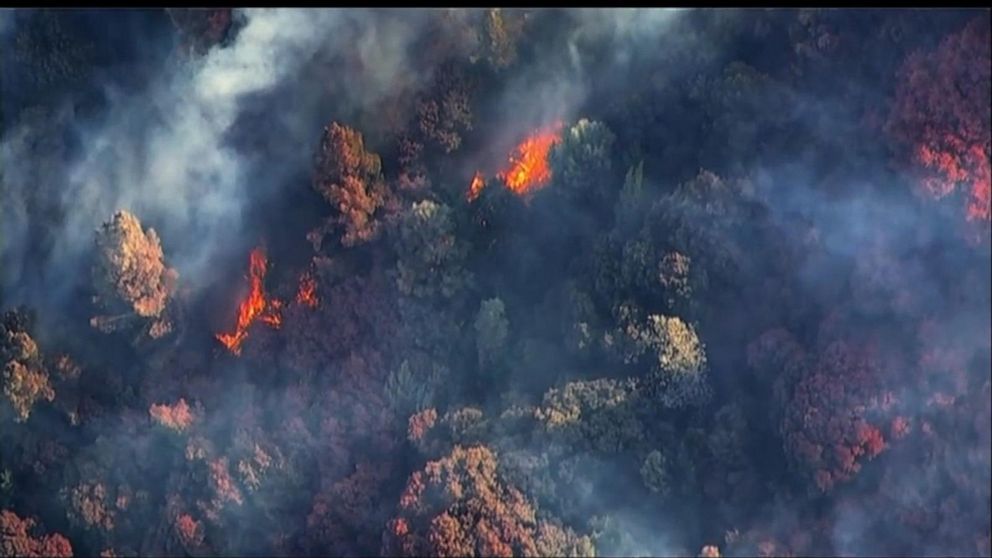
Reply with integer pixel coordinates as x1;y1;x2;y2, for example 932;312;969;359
917;143;991;224
466;171;487;202
296;272;319;308
216;247;283;355
965;146;990;222
498;122;563;196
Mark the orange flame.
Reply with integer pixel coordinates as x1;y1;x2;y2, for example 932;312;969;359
296;271;319;308
467;171;487;202
498;122;564;196
216;247;283;355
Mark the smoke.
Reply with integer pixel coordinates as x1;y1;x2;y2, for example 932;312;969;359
64;10;346;290
1;8;988;557
0;9;12;39
0;9;444;314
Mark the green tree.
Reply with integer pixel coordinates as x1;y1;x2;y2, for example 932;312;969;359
479;8;523;70
385;354;447;420
549;119;618;210
393;200;472;300
535;378;643;453
474;298;509;371
623;315;711;409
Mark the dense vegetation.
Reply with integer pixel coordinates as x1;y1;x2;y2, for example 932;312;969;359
1;8;989;557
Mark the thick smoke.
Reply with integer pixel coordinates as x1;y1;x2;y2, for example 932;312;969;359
0;8;989;558
1;9;442;311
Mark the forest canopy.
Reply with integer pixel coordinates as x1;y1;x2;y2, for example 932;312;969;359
0;7;990;558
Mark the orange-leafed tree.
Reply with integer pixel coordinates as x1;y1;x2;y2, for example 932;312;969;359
1;310;55;423
416;64;474;155
310;123;387;250
1;510;73;557
887;16;991;223
382;444;593;557
305;461;394;556
91;211;179;340
780;338;890;493
149;399;196;434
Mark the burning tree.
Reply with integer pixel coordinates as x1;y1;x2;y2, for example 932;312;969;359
498;122;564;196
90;211;179;340
887;15;991;223
310;122;387;250
215;247;282;356
295;271;319;309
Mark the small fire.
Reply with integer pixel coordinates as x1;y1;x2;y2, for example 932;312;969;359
216;247;283;355
498;122;564;196
467;171;487;202
296;271;319;308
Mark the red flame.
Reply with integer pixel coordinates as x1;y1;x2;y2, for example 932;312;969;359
466;171;487;202
296;271;319;308
498;122;563;196
465;123;565;203
216;247;283;355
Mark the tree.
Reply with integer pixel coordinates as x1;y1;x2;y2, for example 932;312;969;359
658;250;699;316
780;340;889;493
91;211;178;340
148;399;196;434
167;9;234;55
644;171;753;288
392;200;472;300
306;461;393;556
282;260;400;374
474;298;509;370
2;361;53;424
687;61;794;173
1;509;72;557
382;444;593;557
479;9;524;70
10;10;95;104
385;354;446;420
310;123;386;249
1;311;54;422
535;378;643;453
549;119;617;210
416;64;474;155
887;16;991;223
639;449;672;496
613;161;648;233
623;315;711;409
